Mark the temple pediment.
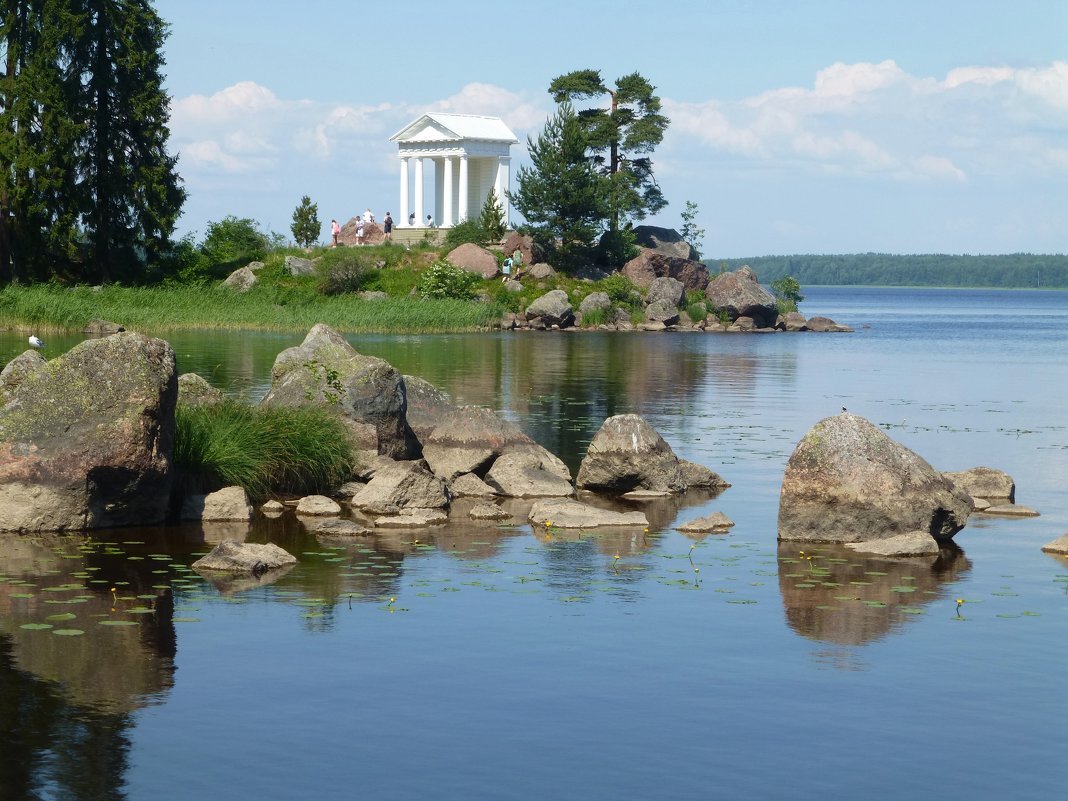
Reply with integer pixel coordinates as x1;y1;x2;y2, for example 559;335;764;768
390;113;518;145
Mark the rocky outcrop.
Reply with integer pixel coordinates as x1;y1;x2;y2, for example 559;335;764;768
631;226;698;261
805;316;853;333
622;249;709;292
778;412;973;544
223;265;258;292
192;540;296;573
705;267;778;327
403;375;458;444
502;232;544;266
646;276;685;308
260;323;418;459
82;319;126;335
350;460;448;510
844;531;940;557
576;414;689;494
942;466;1016;503
295;495;342;516
447;243;498;278
525;290;575;328
677;512;734;533
0;349;46;403
529;498;648;528
181;486;252;521
0;333;176;532
284;255;317;276
484;449;574;497
177;373;225;407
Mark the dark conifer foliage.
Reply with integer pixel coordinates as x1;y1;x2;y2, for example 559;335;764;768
0;0;184;283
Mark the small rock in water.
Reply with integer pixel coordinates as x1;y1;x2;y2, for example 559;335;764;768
295;495;342;516
677;512;735;533
981;504;1039;517
192;540;296;573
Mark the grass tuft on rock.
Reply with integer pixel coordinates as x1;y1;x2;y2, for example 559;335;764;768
174;400;356;499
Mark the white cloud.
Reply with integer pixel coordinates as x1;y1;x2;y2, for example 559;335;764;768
662;58;1065;185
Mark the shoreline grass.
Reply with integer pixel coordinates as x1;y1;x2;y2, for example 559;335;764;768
0;283;502;334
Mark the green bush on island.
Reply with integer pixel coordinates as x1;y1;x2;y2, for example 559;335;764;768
418;259;481;300
315;248;374;295
173;400;355;500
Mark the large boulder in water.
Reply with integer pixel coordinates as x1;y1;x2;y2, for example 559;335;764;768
778;412;973;544
525;290;574;328
705;266;778;327
260;323;418;459
0;333;177;532
576;414;688;494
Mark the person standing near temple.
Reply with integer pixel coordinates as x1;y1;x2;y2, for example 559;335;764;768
383;212;394;241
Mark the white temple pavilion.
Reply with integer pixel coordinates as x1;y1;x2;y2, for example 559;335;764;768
389;113;518;228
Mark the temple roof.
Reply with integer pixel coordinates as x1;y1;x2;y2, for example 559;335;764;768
390;113;518;144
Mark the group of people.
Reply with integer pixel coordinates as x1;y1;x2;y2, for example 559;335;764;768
329;209;395;247
501;248;524;282
408;213;436;227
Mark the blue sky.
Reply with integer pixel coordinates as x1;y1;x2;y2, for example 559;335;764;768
156;0;1068;256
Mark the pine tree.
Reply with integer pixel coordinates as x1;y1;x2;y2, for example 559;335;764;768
290;195;320;248
511;103;608;268
548;69;669;232
680;200;705;259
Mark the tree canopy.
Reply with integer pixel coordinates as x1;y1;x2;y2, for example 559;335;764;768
0;0;185;283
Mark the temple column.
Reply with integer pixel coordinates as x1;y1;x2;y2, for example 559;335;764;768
457;155;469;223
399;157;410;226
414;157;425;227
443;156;454;227
495;156;511;228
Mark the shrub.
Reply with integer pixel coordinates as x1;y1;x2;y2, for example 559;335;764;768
599;273;642;310
444;219;488;249
580;307;609;327
419;259;480;300
200;215;273;266
771;275;804;313
316;248;373;295
173;400;355;500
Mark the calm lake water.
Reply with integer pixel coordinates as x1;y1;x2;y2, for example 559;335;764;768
2;287;1067;800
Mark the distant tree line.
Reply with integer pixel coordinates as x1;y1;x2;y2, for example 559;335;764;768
0;1;185;284
707;253;1068;289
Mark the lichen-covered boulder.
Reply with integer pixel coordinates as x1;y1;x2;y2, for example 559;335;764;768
192;540;296;573
631;226;698;261
646;276;685;308
644;299;680;325
223;265;258;292
403;375;458;445
705;266;778;327
0;333;176;532
778;412;973;544
528;499;648;529
525;290;574;328
284;255;316;276
576;414;687;494
177;373;225;407
484;449;574;498
942;466;1016;503
350;460;448;510
0;349;46;404
181;486;252;521
421;406;533;481
579;292;612;316
260;323;418;459
622;249;709;292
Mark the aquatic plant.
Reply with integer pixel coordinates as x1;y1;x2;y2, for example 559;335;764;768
173;400;355;499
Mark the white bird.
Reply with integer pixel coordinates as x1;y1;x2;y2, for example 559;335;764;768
28;335;44;349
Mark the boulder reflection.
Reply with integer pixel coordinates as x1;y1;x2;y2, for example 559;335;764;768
777;543;971;647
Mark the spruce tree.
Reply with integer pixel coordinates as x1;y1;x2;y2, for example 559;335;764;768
511;103;608;268
290;195;320;248
74;0;185;282
477;188;506;243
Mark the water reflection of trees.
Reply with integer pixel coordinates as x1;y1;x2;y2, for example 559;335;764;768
0;533;180;801
777;543;971;649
